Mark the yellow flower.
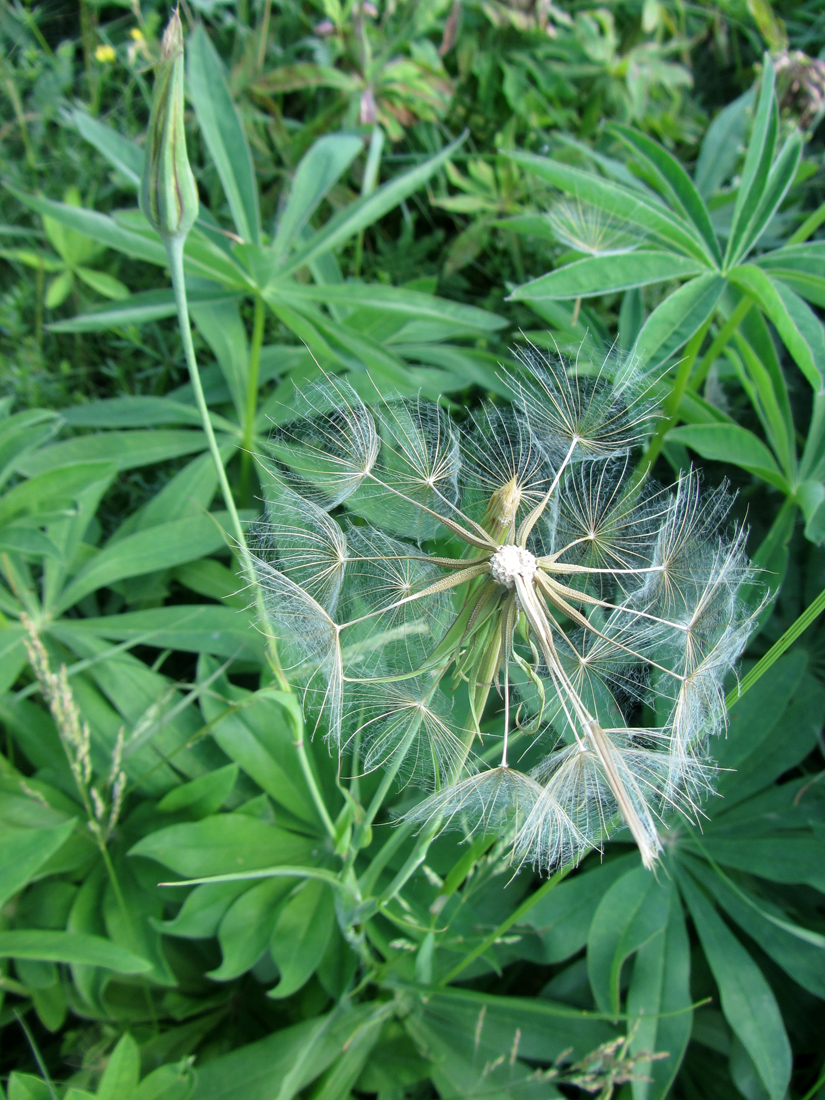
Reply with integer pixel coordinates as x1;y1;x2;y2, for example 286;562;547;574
95;44;116;63
130;27;145;41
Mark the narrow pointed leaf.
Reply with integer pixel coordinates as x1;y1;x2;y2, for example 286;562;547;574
634;273;725;368
678;868;791;1100
282;133;467;275
187;26;260;244
273;134;363;257
509;251;708;301
609;123;721;264
729;265;825;393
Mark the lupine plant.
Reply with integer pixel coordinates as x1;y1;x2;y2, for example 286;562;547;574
253;344;757;873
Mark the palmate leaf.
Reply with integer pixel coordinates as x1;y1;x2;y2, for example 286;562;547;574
666;423;787;489
608;123;721;264
505;151;712;263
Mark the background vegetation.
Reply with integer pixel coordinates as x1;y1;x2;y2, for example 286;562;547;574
1;1;825;1098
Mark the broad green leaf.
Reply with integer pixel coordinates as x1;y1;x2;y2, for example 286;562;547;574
62;397;204;429
273;134;363;257
129;814;315;877
627;880;692;1100
157;764;239;818
283;133;467;276
414;986;614;1063
677;868;791;1100
269;879;335;999
210;877;293;980
191;1007;377;1100
132;1064;194;1100
0;930;151;973
311;1007;388;1100
47;286;234;334
54;514;231;614
187;26;260;244
275;280;506;331
7;186;167;266
57;605;261;661
758;240;825;277
75;266;130;300
666;424;786;488
609;124;721;264
199;667;316;826
15;430;207;477
587;865;670;1015
718;653;805;772
719;658;822;804
509;251;708;302
0;525;62;559
685;856;825;999
523;854;637;963
698;836;825;891
725;56;778;267
72;109;144;187
7;1074;53;1100
0;820;76;908
8;188;249;288
45;268;73;309
118;447;229;536
0;626;26;694
506;152;711;263
729;265;825;393
0;247;65;272
97;1032;140;1100
160;881;249;940
634;273;725;368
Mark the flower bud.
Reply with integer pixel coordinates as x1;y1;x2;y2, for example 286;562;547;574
140;9;198;241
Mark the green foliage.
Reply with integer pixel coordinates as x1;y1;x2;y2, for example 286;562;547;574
1;2;824;1099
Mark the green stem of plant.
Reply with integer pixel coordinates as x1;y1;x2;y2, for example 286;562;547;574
440;862;572;984
359;819;415;897
691;297;752;392
240;294;265;508
726;581;825;710
639;320;711;476
166;236;336;843
789;200;825;245
377;820;441;908
256;0;273;72
344;743;412;877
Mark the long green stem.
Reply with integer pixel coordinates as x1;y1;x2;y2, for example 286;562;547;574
240;294;265;507
727;582;825;710
691;297;752;392
166;237;336;842
638;320;711;476
440;862;572;984
789;200;825;245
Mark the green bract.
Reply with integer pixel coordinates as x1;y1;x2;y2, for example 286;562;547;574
139;9;199;242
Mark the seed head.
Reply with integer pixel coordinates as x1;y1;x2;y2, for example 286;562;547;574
251;343;759;873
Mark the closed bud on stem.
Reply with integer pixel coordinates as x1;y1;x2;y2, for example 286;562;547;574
140;8;199;241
